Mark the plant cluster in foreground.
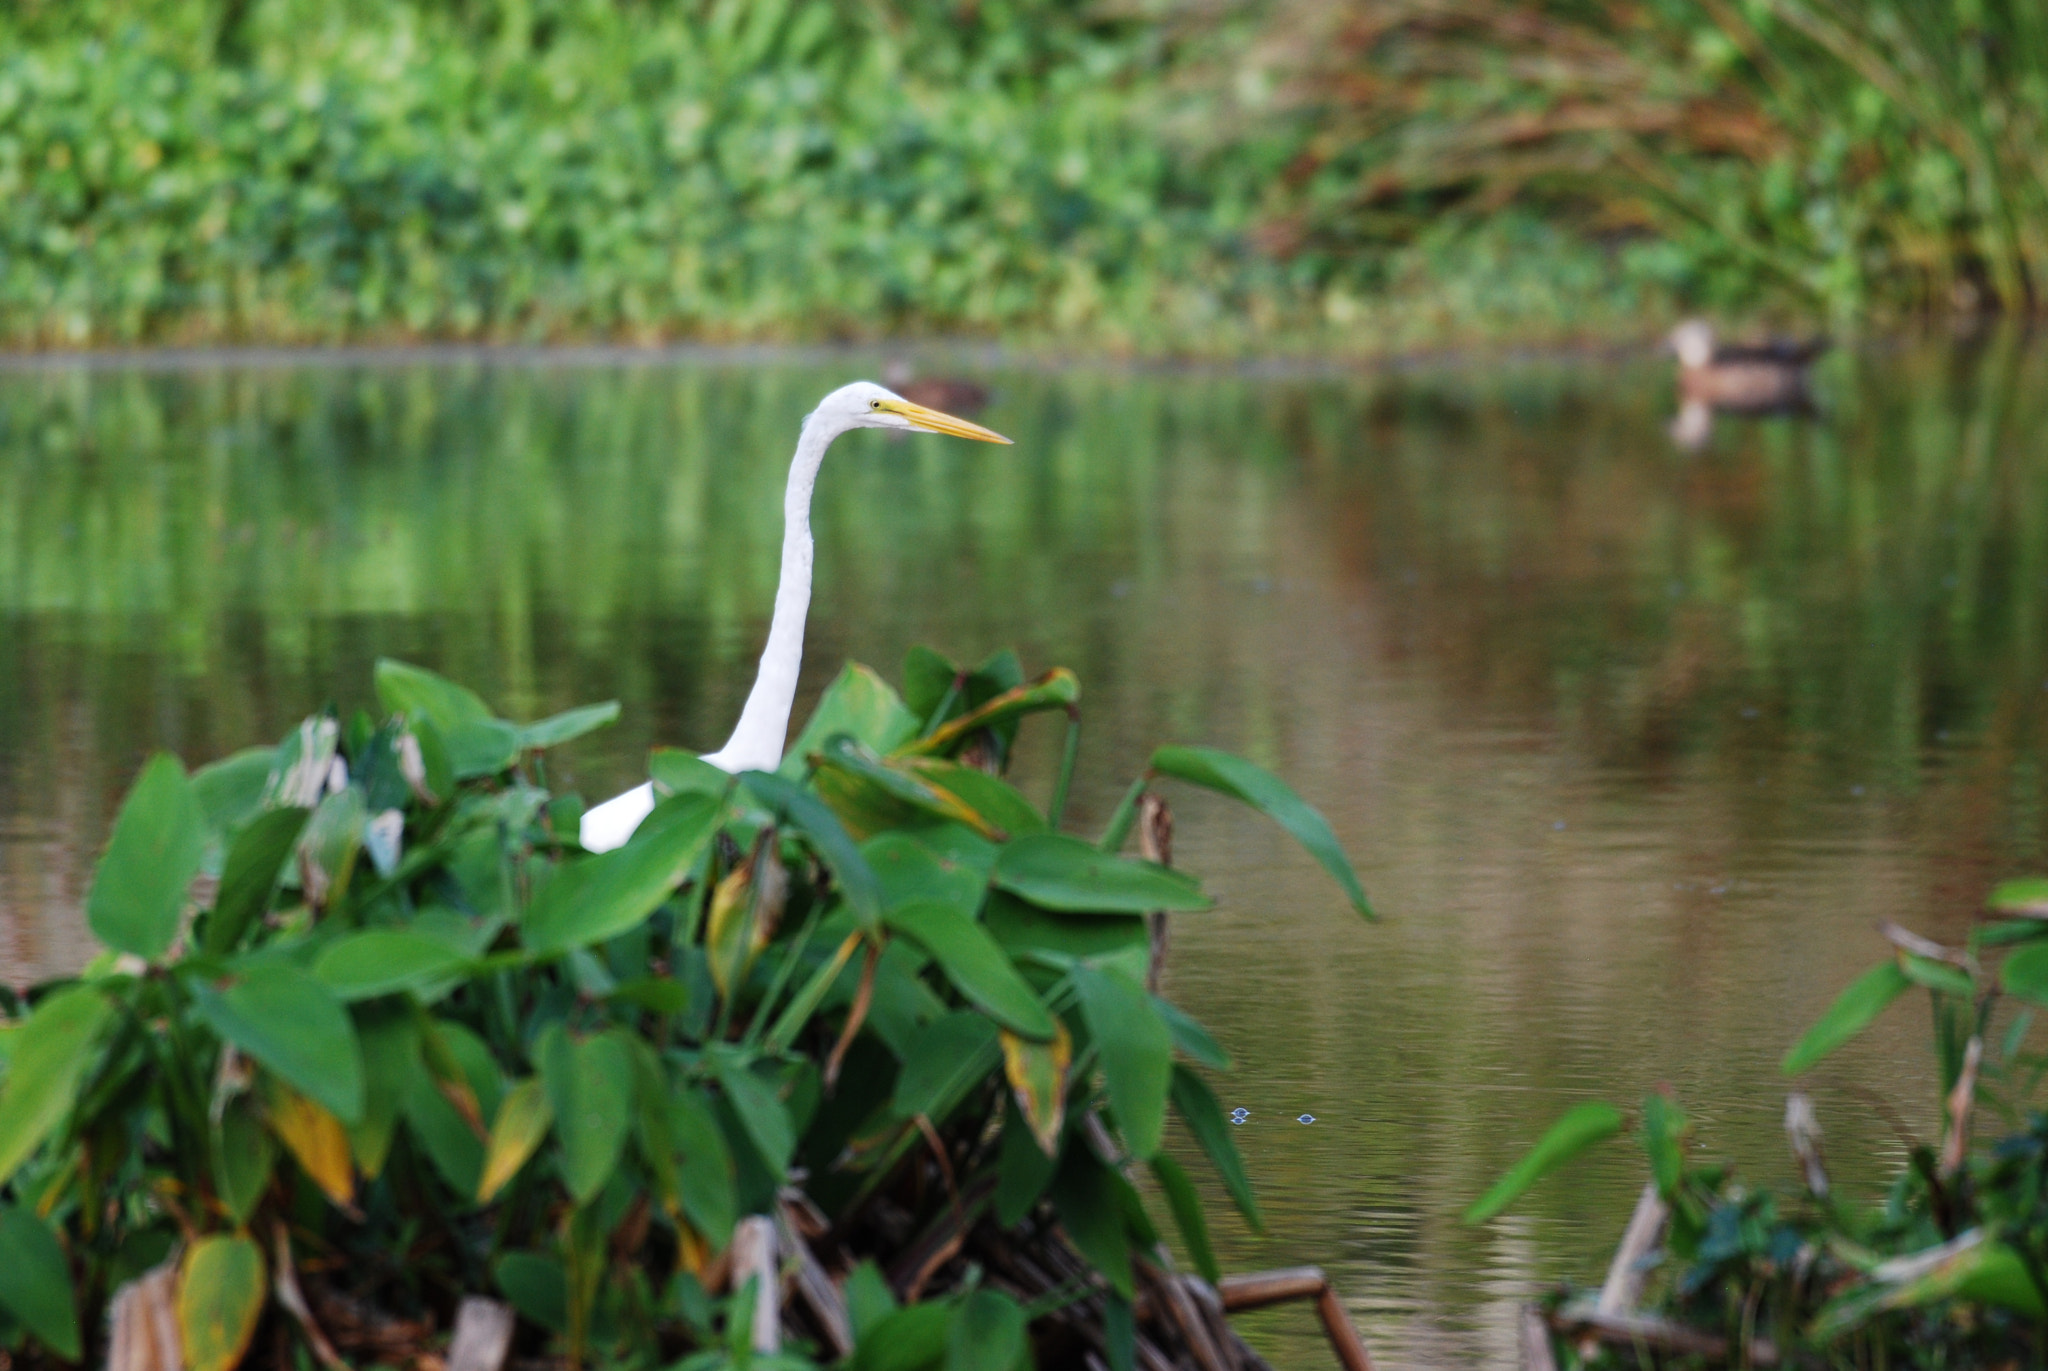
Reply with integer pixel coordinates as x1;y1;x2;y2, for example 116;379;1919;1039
1475;882;2048;1367
0;646;1368;1370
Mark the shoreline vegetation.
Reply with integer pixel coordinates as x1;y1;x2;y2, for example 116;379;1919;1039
6;1;2048;356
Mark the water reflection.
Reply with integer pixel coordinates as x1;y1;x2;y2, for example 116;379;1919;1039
4;341;2048;1367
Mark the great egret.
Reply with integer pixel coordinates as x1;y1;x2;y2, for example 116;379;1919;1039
578;381;1012;853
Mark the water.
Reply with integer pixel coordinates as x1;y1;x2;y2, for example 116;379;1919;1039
6;341;2048;1367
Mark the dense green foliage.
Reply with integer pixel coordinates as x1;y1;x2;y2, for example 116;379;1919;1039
1474;887;2048;1367
16;0;2048;349
0;0;1291;349
0;646;1365;1367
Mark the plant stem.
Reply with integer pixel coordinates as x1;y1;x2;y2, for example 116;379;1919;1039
1098;773;1151;853
1048;707;1081;830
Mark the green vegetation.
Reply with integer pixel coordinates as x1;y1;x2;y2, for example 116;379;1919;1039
1266;0;2048;323
0;0;1289;350
0;646;1366;1368
9;0;2048;351
1471;886;2048;1366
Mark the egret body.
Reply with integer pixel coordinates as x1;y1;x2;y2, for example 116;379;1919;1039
578;382;1009;853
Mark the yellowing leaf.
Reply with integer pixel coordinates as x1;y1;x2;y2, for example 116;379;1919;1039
1001;1020;1071;1156
265;1081;355;1208
177;1235;267;1371
477;1079;554;1202
705;864;755;1000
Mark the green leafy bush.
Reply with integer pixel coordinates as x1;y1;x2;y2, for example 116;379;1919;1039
1471;885;2048;1366
0;646;1366;1368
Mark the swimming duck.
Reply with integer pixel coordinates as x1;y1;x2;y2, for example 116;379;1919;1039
1670;320;1827;412
882;360;991;416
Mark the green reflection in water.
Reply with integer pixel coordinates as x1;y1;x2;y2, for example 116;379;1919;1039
3;343;2048;1367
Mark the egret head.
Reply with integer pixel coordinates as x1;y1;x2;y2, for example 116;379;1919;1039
811;381;1012;444
1670;320;1716;370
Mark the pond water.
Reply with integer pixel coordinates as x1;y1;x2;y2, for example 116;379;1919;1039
5;341;2048;1367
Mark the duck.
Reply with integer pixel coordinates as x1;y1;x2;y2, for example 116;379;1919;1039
881;360;991;416
1669;319;1827;412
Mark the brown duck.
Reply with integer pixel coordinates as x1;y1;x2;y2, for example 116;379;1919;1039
882;360;991;416
1670;320;1828;412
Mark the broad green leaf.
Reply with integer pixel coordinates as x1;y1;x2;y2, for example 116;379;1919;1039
494;1252;568;1333
898;758;1047;836
1641;1092;1688;1198
781;663;920;778
1978;919;2048;948
265;1078;355;1207
1899;952;1974;997
375;658;493;729
203;806;309;955
901;668;1080;757
812;735;998;839
2002;944;2048;1006
537;1026;634;1205
670;1084;739;1246
191;965;364;1123
984;894;1149;982
314;930;469;1001
884;901;1055;1039
213;1095;276;1225
1051;1150;1134;1298
1150;745;1371;918
901;645;960;724
348;1006;417;1179
1074;966;1173;1159
478;1078;554;1202
178;1235;267;1371
851;1299;954;1371
1155;997;1230;1069
649;748;731;799
1782;961;1913;1074
1989;878;2048;915
893;1010;1001;1121
376;660;520;778
88;753;206;961
742;771;881;930
401;1020;502;1197
844;1260;898;1344
1151;1154;1219;1284
518;702;620;751
992;834;1209;914
523;793;718;954
191;746;277;836
862;833;986;915
1001;1021;1071;1156
996;1093;1058;1227
1464;1102;1626;1224
708;1047;796;1183
946;1289;1027;1371
1170;1065;1261;1229
0;987;114;1186
0;1207;80;1359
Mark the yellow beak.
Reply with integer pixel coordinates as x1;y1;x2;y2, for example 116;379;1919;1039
874;398;1013;444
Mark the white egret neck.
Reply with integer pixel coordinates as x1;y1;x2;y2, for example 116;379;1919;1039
579;405;842;854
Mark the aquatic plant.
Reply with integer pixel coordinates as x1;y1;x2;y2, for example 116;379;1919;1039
0;647;1367;1368
1471;882;2048;1367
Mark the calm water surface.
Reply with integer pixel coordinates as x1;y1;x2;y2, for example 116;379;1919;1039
6;343;2048;1367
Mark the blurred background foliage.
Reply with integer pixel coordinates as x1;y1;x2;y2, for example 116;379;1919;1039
2;0;2046;350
